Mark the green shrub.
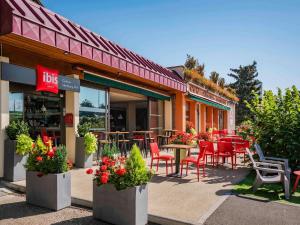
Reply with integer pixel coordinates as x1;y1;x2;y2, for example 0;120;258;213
77;122;91;137
84;132;98;155
102;142;120;158
5;120;30;140
26;144;68;174
246;86;300;170
36;136;47;154
16;134;33;155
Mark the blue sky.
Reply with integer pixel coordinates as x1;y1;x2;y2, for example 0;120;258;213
43;0;300;91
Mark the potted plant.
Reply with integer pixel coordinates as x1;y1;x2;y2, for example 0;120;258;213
25;136;71;211
87;144;152;225
75;122;97;168
4;120;32;181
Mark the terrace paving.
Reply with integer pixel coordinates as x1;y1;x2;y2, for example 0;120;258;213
2;150;250;224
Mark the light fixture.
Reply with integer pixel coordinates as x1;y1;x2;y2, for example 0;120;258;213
117;114;123;120
41;104;47;113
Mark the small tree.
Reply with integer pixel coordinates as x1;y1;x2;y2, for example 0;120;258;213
218;78;225;88
209;71;220;84
184;54;198;70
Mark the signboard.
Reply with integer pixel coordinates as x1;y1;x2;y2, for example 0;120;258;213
64;113;74;127
1;63;80;92
36;65;59;94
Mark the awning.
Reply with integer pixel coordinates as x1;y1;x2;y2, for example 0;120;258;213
189;94;230;111
84;72;171;101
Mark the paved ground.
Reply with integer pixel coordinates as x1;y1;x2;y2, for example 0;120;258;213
6;149;250;224
203;195;300;225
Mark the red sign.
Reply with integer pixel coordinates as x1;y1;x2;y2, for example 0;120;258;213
64;113;74;127
36;65;59;94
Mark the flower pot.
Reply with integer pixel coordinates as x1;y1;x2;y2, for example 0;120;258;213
26;171;71;211
4;139;28;182
93;183;148;225
75;137;93;168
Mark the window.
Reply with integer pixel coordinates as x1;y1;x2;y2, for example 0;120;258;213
79;86;107;130
9;93;24;122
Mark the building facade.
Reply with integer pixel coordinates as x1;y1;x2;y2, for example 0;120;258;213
0;0;236;178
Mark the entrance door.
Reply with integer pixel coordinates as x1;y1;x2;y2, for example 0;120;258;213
148;98;164;137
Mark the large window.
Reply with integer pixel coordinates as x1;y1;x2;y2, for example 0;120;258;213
9;93;24;122
79;86;107;130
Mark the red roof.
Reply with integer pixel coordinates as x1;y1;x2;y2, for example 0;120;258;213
0;0;186;92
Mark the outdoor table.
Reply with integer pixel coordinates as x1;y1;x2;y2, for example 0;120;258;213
161;144;194;176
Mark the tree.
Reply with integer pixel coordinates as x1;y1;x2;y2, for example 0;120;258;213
218;77;225;88
228;61;262;124
184;54;198;70
196;64;205;76
209;71;220;83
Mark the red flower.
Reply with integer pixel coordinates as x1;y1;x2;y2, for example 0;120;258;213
36;156;43;162
86;168;93;174
52;147;57;152
100;165;107;172
32;143;35;149
116;168;126;176
102;156;109;165
102;171;109;177
100;175;109;184
47;149;55;158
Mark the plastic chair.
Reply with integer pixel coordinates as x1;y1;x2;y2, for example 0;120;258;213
234;140;250;165
200;141;215;166
246;148;290;199
216;141;235;169
150;142;174;175
180;142;207;181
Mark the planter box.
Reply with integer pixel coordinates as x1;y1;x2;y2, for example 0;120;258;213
26;171;71;211
75;137;93;168
4;139;28;182
93;183;148;225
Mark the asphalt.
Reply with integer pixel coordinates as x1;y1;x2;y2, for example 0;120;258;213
203;195;300;225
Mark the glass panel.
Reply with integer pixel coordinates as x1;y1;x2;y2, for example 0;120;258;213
79;86;107;130
9;93;24;122
149;99;164;136
186;102;190;122
219;110;224;130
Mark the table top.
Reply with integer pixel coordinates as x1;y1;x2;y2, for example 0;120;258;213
164;129;178;132
132;130;153;134
161;144;194;149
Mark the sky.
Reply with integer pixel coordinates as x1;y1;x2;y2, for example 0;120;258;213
43;0;300;91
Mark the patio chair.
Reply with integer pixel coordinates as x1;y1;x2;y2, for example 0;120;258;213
150;142;174;175
199;140;215;166
180;142;207;181
254;143;291;181
216;141;235;169
246;148;290;199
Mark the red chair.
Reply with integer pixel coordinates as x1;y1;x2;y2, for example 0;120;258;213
150;142;174;175
200;141;215;166
234;140;250;165
180;142;207;181
216;141;235;169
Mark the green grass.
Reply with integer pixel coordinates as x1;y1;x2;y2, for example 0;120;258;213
233;171;300;205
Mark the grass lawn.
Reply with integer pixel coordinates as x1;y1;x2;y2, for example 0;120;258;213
233;171;300;205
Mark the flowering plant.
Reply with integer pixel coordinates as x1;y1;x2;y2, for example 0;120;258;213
186;121;197;135
171;132;195;145
25;136;68;175
87;144;152;190
236;120;255;143
197;132;211;141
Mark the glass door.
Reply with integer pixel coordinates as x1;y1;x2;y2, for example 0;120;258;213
148;98;164;137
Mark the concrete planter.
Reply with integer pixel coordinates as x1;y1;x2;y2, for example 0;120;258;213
4;139;28;182
93;183;148;225
75;137;93;168
26;171;71;211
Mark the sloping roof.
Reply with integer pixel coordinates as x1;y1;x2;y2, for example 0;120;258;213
0;0;185;92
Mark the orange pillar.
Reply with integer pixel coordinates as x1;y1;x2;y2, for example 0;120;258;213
213;108;219;129
189;101;197;128
206;107;213;130
175;93;186;132
200;104;206;132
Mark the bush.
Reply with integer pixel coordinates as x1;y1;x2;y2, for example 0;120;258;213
26;138;68;174
102;142;120;158
90;144;152;190
77;122;91;137
246;86;300;170
6;120;30;140
16;134;33;155
84;132;98;155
